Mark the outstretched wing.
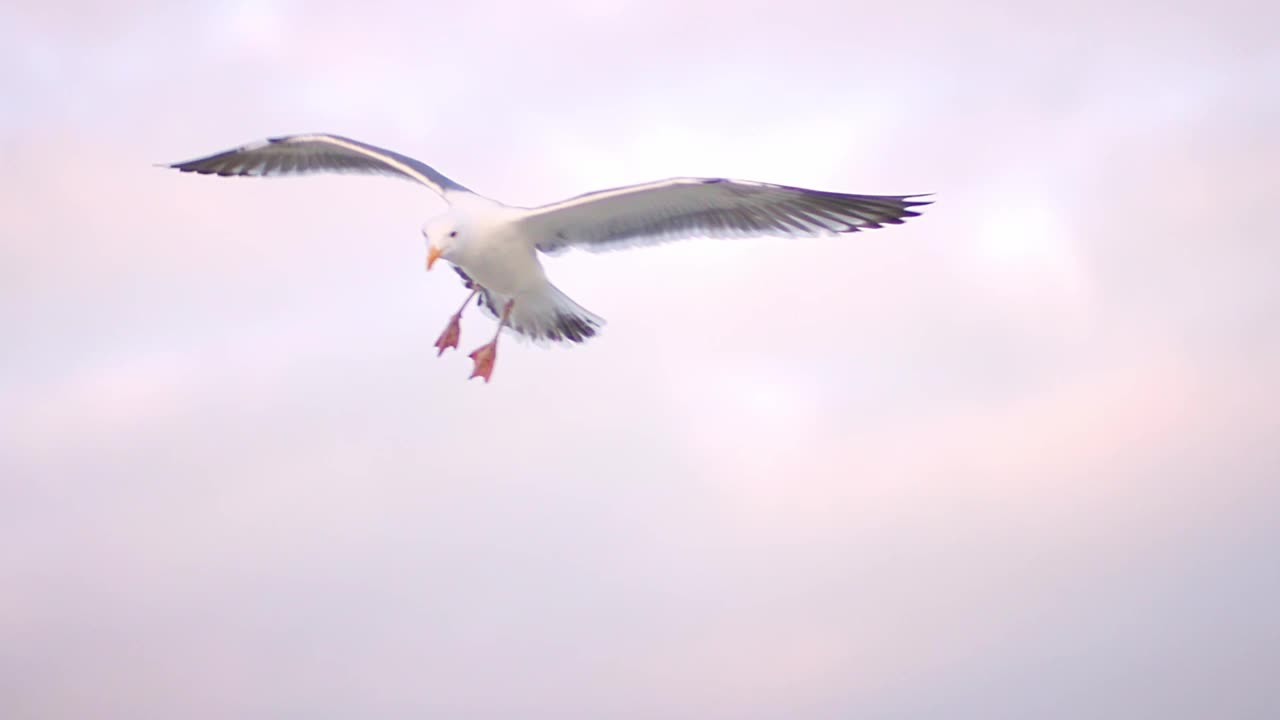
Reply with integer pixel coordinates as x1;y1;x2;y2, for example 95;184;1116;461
517;177;930;254
166;133;472;200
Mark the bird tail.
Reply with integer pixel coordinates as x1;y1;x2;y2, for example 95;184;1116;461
493;282;604;345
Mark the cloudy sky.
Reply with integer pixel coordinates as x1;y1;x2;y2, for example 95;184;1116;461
3;1;1278;718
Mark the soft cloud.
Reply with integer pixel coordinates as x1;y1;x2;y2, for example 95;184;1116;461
3;2;1278;719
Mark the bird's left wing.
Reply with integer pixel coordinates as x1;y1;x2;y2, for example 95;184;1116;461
166;133;472;200
515;177;931;254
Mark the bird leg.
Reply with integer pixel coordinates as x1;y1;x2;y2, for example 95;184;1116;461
434;288;480;356
468;299;515;383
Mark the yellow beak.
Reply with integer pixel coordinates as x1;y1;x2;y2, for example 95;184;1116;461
426;246;443;271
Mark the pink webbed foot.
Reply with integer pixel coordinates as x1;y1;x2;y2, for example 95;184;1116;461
434;314;462;357
468;341;498;383
466;299;512;384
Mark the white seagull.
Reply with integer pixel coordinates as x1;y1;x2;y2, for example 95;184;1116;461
169;133;930;382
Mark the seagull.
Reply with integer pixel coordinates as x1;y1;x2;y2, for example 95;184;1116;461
168;133;930;382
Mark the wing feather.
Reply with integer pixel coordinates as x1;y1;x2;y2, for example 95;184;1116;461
166;133;471;200
517;177;930;254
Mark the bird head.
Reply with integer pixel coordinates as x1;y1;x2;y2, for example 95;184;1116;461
423;219;460;271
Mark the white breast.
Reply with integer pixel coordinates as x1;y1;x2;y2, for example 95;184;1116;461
451;213;547;297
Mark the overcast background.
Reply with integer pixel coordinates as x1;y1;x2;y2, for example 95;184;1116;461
3;2;1278;718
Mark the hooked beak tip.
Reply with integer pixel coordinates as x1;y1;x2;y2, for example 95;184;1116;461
426;246;443;271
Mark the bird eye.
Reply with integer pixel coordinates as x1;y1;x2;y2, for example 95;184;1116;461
449;231;458;238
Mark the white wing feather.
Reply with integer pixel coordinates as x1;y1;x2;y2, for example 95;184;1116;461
167;133;471;200
516;177;931;254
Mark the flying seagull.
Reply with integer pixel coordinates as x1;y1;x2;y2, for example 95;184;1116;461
168;133;930;382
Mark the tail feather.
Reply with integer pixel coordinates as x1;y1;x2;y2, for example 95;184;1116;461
470;281;603;345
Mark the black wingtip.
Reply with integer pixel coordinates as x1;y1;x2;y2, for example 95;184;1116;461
165;158;249;177
163;158;204;173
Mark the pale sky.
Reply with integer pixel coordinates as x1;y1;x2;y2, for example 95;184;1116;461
3;2;1278;718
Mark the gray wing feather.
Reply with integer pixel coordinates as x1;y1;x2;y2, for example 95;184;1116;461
518;177;931;254
166;133;471;200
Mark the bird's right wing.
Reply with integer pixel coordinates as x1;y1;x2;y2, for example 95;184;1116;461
166;133;472;201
